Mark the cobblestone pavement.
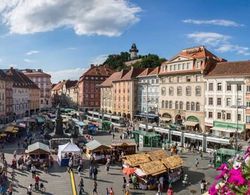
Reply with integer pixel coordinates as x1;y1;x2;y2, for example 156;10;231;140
1;132;218;195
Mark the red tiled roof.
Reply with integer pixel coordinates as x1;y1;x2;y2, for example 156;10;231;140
23;71;51;78
206;61;250;77
100;71;126;87
116;67;145;81
52;81;63;91
6;68;39;89
80;65;114;80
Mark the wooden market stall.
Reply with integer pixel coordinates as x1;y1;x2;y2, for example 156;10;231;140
85;140;111;161
123;153;151;167
25;142;51;168
161;155;184;183
111;140;137;155
136;160;167;190
146;149;168;161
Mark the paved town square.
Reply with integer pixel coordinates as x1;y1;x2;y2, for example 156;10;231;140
1;132;218;195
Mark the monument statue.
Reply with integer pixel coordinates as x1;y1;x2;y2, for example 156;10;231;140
54;104;64;136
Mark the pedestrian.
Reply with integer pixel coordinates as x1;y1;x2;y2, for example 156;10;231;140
200;180;205;194
122;177;127;192
106;187;109;195
109;187;114;195
7;183;13;195
77;165;82;176
27;184;32;195
157;181;162;195
120;134;122;140
78;178;84;195
93;180;98;195
195;158;199;168
106;161;110;174
89;166;93;179
93;166;98;180
167;186;174;195
112;133;115;140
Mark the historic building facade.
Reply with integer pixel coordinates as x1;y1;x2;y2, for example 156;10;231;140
78;65;113;112
205;61;250;140
0;71;6;124
112;67;144;120
159;46;224;132
136;67;160;114
23;69;52;110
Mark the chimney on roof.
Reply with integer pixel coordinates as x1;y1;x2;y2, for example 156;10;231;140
91;64;95;68
37;69;43;72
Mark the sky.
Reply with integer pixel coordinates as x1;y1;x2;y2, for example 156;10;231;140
0;0;250;83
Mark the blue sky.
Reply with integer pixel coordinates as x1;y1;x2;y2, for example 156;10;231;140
0;0;250;82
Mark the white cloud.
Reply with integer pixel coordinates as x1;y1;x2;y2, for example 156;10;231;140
187;32;230;46
90;54;108;65
26;50;40;55
0;0;141;37
182;19;243;27
24;58;35;63
48;67;86;83
187;32;250;56
216;44;250;56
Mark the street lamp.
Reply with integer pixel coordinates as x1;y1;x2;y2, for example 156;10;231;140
227;81;245;152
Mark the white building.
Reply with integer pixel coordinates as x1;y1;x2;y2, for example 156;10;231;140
137;67;160;114
205;61;250;139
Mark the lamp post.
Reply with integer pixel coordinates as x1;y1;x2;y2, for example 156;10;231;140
227;81;245;152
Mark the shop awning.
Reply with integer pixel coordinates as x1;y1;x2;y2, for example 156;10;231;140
139;160;167;176
4;126;19;133
161;155;183;170
183;121;199;126
160;117;172;121
210;127;244;133
135;168;146;177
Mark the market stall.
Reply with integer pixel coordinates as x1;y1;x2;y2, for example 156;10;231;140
123;153;151;167
146;149;168;161
57;142;81;166
25;142;50;168
161;155;184;183
111;140;137;155
85;140;111;161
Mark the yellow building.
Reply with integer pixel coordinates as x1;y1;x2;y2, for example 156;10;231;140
112;68;144;120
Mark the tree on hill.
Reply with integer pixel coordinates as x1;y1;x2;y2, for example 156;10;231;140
104;52;165;70
133;54;166;68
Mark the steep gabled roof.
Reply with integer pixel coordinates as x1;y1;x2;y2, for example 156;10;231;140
79;65;114;81
137;66;160;78
117;67;145;81
206;61;250;77
100;71;125;87
65;80;78;89
6;68;39;89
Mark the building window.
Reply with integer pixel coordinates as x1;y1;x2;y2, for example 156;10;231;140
161;100;165;108
169;101;172;109
186;86;191;96
208;83;213;91
169;87;174;96
186;76;191;82
237;85;242;91
217;112;222;119
226;84;231;91
191;102;195;111
226;98;231;106
208;97;213;105
208;112;213;118
246;116;250;123
186;102;190;110
165;101;168;108
195;86;201;96
238;114;241;121
247;102;250;107
217;83;222;91
196;102;200;111
226;113;231;120
161;87;166;96
179;101;183;110
175;101;178;109
217;98;222;106
247;86;250;93
169;77;173;83
177;86;182;96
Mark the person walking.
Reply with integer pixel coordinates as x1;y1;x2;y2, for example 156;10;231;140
167;186;174;195
93;166;98;180
195;158;199;168
109;187;114;195
93;180;98;195
78;178;84;195
27;184;32;195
